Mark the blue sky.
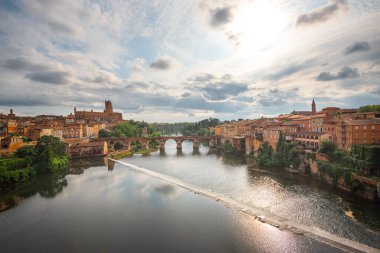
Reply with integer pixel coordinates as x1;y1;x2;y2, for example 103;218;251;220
0;0;379;122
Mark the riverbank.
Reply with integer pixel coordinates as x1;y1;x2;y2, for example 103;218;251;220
0;136;69;187
111;158;380;253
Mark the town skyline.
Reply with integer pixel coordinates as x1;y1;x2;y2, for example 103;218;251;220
0;0;379;122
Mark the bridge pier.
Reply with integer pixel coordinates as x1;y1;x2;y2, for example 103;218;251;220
176;140;182;149
159;141;165;151
142;141;149;150
193;140;199;149
209;139;215;149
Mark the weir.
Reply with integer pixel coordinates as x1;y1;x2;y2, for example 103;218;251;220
110;158;380;253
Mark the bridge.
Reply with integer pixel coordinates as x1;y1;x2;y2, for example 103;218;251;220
94;136;215;151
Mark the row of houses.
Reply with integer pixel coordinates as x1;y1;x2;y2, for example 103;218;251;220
0;101;125;158
214;101;380;154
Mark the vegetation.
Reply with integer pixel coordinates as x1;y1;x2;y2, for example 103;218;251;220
358;104;380;113
99;120;161;138
316;161;354;186
221;141;241;155
151;118;220;136
256;134;301;169
0;136;69;185
317;141;380;187
318;141;379;175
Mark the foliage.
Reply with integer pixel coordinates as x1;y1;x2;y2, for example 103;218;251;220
317;161;354;186
114;142;124;150
319;141;337;155
256;134;301;169
15;146;36;159
99;121;161;138
151;118;220;136
358;104;380;113
0;157;33;171
34;136;67;173
99;129;111;138
1;136;69;185
0;167;37;184
222;141;240;155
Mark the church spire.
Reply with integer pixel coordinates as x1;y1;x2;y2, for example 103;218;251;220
312;99;316;113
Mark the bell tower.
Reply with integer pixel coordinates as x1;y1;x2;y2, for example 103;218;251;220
312;99;316;113
104;100;113;113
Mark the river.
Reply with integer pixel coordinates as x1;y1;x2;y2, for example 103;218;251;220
0;140;379;252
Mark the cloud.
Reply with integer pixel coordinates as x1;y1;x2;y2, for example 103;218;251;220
209;6;233;28
3;58;45;71
188;73;215;82
316;66;359;81
267;64;305;81
296;0;348;26
127;58;146;72
149;57;174;70
181;92;191;97
47;20;79;36
86;71;121;85
343;41;370;55
202;82;249;100
257;88;298;107
25;71;70;84
186;73;250;101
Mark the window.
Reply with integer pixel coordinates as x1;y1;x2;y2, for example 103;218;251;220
372;125;375;130
355;126;358;130
364;126;367;130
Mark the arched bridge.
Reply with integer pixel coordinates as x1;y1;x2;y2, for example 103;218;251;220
94;136;215;151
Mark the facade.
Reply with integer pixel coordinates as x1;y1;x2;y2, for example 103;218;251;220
74;100;123;122
62;124;83;139
336;119;380;151
69;141;108;157
263;127;282;150
29;126;53;141
310;114;326;132
295;132;333;150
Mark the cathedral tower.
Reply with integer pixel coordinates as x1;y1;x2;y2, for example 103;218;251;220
104;100;113;113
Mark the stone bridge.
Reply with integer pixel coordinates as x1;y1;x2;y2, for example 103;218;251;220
94;136;215;151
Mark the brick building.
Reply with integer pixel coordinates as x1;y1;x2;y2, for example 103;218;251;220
336;119;380;151
74;100;123;122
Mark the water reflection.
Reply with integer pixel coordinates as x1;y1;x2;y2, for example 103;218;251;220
125;140;380;248
0;172;68;211
0;163;343;253
0;157;110;212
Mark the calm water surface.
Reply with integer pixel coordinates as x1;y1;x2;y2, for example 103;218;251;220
0;140;379;252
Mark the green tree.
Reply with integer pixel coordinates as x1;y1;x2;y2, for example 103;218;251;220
114;142;124;150
15;145;36;159
99;129;111;138
319;141;336;154
358;104;380;113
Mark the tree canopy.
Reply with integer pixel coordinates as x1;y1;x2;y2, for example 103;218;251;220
358;104;380;113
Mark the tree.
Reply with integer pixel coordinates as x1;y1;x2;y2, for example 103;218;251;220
99;129;111;138
319;141;336;154
15;145;36;159
34;136;67;173
114;142;124;150
358;104;380;113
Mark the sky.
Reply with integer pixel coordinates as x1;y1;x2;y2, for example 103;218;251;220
0;0;379;122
